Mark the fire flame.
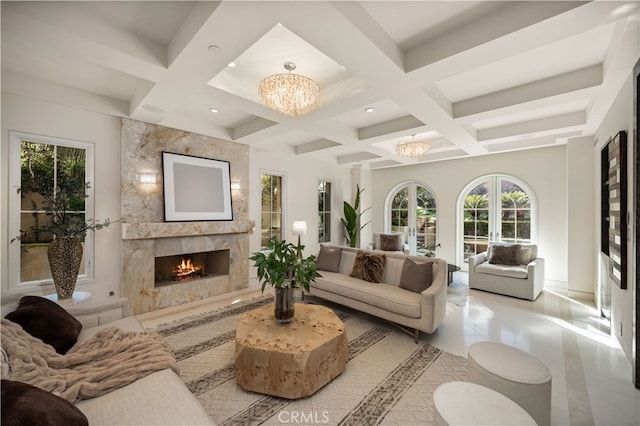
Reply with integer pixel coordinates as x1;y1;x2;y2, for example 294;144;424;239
174;257;202;280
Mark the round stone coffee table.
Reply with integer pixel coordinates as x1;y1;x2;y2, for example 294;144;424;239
234;303;348;399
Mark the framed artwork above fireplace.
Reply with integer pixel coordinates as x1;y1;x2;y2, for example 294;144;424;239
162;152;233;221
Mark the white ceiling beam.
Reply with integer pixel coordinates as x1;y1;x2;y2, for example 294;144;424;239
453;65;602;118
2;70;129;117
405;1;586;73
478;111;585;141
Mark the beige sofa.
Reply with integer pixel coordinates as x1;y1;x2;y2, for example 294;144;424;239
1;295;214;426
308;245;447;342
468;243;544;301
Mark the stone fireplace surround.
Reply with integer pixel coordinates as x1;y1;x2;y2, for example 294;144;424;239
120;119;252;315
121;221;253;314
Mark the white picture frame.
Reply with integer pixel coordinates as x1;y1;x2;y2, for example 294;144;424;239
162;152;233;221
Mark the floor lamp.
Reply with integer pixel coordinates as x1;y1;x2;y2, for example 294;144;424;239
292;220;307;259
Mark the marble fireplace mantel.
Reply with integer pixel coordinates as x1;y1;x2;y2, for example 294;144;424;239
121;220;255;240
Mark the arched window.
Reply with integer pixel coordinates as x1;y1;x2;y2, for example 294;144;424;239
457;174;537;268
386;182;437;256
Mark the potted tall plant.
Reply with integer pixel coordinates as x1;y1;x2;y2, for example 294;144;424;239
13;183;113;299
341;184;371;247
250;237;322;323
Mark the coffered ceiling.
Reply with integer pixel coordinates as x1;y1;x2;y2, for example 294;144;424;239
2;1;639;168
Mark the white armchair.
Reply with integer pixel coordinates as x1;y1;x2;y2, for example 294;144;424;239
468;243;544;301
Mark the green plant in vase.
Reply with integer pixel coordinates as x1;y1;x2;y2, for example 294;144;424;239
250;237;322;322
13;183;114;299
341;184;371;247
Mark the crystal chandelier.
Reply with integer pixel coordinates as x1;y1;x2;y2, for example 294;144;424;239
396;136;431;159
258;62;319;117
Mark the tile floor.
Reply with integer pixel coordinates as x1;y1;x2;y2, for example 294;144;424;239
137;274;640;426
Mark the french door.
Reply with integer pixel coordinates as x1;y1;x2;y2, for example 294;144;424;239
388;183;437;256
459;175;535;267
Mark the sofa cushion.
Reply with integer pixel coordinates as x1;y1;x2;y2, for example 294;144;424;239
1;379;88;426
475;262;528;279
313;273;422;318
488;245;520;266
338;251;356;275
5;296;82;354
74;369;214;426
399;259;433;293
316;245;342;272
350;251;386;283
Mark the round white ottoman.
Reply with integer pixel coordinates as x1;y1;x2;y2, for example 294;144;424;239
468;341;551;425
433;381;537;426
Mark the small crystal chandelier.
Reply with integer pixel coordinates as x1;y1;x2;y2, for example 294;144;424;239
258;62;319;117
396;135;431;160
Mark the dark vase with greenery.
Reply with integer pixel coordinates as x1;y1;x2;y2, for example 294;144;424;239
250;237;322;323
13;184;113;299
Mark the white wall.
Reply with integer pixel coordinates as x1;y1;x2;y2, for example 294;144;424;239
248;147;349;275
594;73;635;359
1;93;122;302
370;146;569;283
566;136;596;297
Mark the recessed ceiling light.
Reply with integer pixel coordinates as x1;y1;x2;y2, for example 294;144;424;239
209;108;219;113
142;104;165;114
365;108;374;113
208;45;221;53
228;61;236;68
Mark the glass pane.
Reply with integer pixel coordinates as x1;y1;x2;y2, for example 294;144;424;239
20;141;54;210
317;180;331;242
416;185;437;252
57;146;86;210
463;182;490;261
501;179;531;243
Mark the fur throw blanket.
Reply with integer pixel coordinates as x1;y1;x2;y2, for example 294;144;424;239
1;319;178;402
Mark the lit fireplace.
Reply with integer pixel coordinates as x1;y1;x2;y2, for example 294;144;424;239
174;257;205;281
154;249;230;287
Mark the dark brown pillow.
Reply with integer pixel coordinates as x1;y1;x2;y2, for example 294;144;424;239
1;380;88;426
5;296;82;354
380;234;403;251
316;245;342;272
488;245;520;266
399;259;433;293
350;251;386;283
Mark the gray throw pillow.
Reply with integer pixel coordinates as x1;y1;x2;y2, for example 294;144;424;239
380;234;402;251
488;245;520;266
516;247;531;265
399;259;433;293
316;245;342;272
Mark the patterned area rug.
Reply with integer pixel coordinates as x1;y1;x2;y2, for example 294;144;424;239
149;297;468;425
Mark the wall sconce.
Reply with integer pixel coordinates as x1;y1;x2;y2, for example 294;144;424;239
139;173;157;184
230;181;241;191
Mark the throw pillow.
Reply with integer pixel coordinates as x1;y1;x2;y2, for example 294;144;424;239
316;245;342;272
488;245;520;266
516;247;531;265
1;380;88;426
5;296;82;354
350;251;386;283
380;234;402;251
399;259;433;293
